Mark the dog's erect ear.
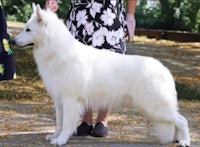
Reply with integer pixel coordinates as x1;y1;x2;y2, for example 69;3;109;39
32;3;36;13
32;4;47;26
35;4;43;23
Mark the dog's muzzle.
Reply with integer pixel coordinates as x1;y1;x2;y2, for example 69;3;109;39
11;39;34;48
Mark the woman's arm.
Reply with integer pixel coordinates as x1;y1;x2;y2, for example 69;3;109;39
127;0;137;14
126;0;137;41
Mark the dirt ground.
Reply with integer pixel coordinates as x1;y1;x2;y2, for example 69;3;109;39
0;99;199;147
0;23;200;146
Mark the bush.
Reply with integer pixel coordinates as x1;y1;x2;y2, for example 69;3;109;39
135;0;200;33
2;0;200;33
2;0;70;22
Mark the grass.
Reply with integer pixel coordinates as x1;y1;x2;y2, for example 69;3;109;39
176;82;200;99
0;48;46;101
128;36;200;100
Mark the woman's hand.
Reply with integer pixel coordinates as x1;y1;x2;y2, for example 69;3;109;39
126;13;136;41
45;0;59;12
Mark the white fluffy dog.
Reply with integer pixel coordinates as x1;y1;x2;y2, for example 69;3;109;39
14;4;190;146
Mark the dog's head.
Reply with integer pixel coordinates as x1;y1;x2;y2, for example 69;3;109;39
13;3;57;48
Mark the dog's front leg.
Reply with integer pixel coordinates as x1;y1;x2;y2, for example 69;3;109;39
50;98;82;145
45;98;63;141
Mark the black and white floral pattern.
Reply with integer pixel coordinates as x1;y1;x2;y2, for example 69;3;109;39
66;0;127;53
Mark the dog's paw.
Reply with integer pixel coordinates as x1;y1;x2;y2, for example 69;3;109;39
45;133;57;141
50;136;68;146
178;140;190;147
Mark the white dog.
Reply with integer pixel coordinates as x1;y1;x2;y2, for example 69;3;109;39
14;4;190;146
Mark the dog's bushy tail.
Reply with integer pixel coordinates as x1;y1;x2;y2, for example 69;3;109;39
153;121;175;144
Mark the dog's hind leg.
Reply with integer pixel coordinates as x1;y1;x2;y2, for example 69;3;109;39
45;98;63;141
174;113;190;147
144;107;177;145
50;97;84;145
153;121;175;144
147;109;190;146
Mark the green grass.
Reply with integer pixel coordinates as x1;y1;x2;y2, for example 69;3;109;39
0;47;47;100
176;81;200;100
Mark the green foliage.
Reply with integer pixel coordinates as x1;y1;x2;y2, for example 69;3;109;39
135;0;162;29
176;82;200;100
2;0;70;22
159;0;200;33
136;0;200;33
2;0;44;22
2;0;200;33
56;0;71;19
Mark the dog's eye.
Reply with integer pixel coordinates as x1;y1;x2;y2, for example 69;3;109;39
26;28;31;32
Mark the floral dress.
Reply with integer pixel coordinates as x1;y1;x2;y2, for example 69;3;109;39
0;1;16;81
66;0;127;54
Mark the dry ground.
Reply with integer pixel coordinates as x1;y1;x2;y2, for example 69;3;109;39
0;23;199;146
